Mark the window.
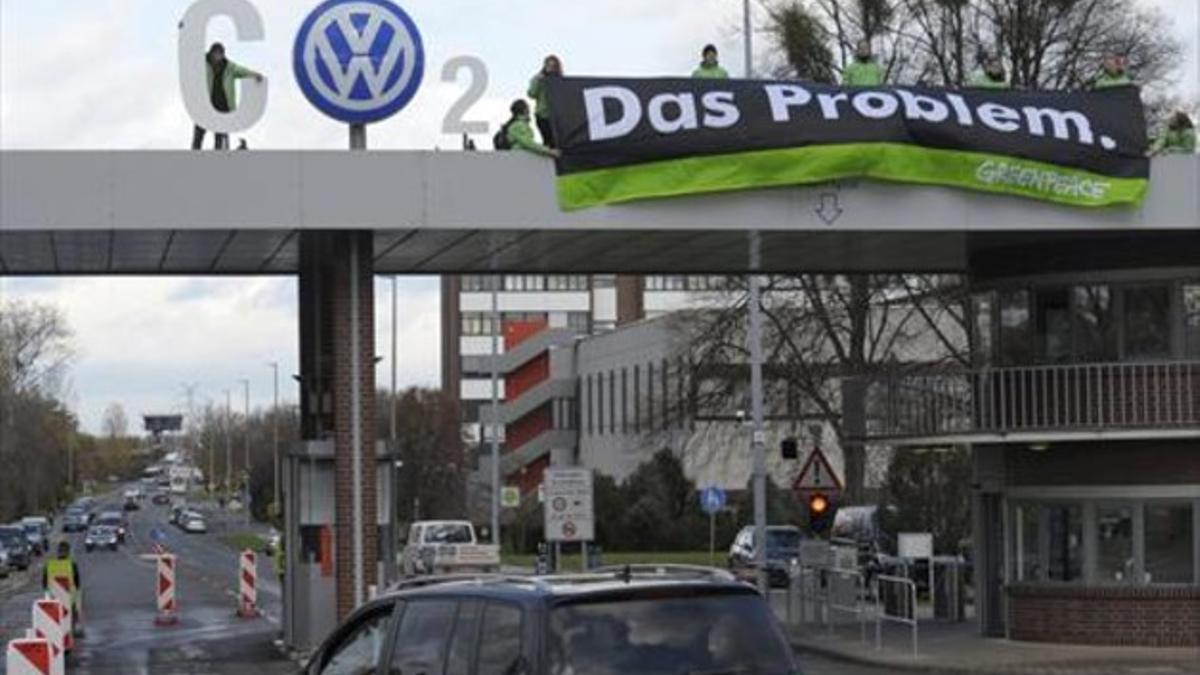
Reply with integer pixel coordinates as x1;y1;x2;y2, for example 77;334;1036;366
1184;285;1200;358
387;600;457;675
1014;504;1042;581
476;603;523;675
461;312;498;336
1072;285;1116;361
547;275;588;291
645;275;685;291
1122;286;1171;358
319;605;395;675
585;375;593;436
595;374;604;436
971;292;994;366
462;275;500;292
1096;505;1135;583
444;601;482;675
633;365;641;434
1035;288;1072;363
1046;504;1083;582
566;312;591;334
646;361;655;430
621;368;628;434
609;370;616;435
1145;504;1193;584
998;290;1033;365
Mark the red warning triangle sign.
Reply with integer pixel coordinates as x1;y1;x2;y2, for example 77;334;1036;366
792;447;843;491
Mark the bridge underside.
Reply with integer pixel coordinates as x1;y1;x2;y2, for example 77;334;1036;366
1;151;1195;275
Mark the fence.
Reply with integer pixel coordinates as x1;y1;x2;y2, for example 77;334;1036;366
875;574;918;657
786;564;868;643
867;360;1200;440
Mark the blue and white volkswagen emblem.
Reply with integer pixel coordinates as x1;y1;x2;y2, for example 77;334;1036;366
293;0;425;124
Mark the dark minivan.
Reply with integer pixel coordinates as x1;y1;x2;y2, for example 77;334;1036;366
302;566;799;675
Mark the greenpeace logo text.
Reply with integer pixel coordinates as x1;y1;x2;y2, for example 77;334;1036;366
976;160;1111;200
583;83;1119;152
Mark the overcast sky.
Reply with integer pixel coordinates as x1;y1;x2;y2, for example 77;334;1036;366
1;0;1197;432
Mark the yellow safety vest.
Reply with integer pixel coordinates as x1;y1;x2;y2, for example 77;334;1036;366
46;558;76;594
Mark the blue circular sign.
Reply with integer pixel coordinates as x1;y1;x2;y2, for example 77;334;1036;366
293;0;425;125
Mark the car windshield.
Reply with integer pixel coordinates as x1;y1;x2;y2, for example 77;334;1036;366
22;524;40;534
548;592;796;675
424;524;472;543
766;529;801;550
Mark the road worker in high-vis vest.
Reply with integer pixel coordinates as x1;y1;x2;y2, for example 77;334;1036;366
43;541;82;635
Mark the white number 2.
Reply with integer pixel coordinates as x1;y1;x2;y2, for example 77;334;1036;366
441;56;489;135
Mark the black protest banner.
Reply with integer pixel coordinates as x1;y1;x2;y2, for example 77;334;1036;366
545;77;1149;210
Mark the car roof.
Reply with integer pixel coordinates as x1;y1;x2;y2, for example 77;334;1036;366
379;566;756;605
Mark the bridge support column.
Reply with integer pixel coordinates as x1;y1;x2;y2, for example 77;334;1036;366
298;231;378;619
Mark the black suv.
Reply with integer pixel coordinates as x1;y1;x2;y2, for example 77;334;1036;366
302;566;799;675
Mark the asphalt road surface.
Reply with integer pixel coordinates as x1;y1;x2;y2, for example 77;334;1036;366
0;495;293;674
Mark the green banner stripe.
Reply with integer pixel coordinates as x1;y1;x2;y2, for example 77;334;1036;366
557;143;1148;211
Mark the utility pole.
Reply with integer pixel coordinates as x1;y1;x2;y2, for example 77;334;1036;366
182;382;197;470
269;362;280;513
241;378;250;525
489;274;501;547
390;276;399;579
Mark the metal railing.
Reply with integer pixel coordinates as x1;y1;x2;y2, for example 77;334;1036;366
826;567;868;643
785;564;867;643
866;360;1200;440
875;574;918;657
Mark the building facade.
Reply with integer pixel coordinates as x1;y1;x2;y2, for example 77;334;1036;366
866;235;1200;646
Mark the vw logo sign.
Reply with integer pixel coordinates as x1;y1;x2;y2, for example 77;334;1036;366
293;0;425;124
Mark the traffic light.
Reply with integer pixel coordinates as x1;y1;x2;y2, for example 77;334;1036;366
807;492;833;535
781;437;799;459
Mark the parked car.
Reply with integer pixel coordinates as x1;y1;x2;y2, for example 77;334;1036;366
0;545;11;578
728;524;805;588
123;498;140;512
303;566;798;675
151;492;171;506
181;512;207;534
0;526;32;570
19;520;47;556
94;511;128;543
400;520;500;576
84;525;120;552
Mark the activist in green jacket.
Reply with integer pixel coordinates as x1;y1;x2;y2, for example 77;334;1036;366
692;44;729;79
970;58;1009;89
842;41;884;86
506;100;559;158
1151;112;1196;155
527;55;562;148
1093;54;1132;89
193;43;263;151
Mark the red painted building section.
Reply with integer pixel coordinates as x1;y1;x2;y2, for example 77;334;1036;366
505;353;548;401
513;455;551;496
501;319;554;495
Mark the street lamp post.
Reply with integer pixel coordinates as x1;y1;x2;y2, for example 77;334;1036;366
224;389;232;496
269;362;280;515
240;378;250;525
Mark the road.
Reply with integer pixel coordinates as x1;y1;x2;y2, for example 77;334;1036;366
0;495;294;674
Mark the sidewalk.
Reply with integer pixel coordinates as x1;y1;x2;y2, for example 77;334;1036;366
788;618;1200;674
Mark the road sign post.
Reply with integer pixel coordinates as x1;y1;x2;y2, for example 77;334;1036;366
544;469;594;571
699;486;727;566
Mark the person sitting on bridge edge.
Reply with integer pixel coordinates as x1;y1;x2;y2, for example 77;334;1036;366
504;100;560;158
191;42;263;151
969;55;1009;90
1093;52;1133;89
842;39;885;86
692;44;729;79
527;54;562;148
1150;111;1196;156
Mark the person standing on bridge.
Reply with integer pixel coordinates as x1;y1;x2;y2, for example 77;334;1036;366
841;40;885;86
1093;53;1133;89
969;55;1009;90
527;55;563;148
504;100;560;158
1150;112;1196;156
692;44;729;79
191;42;263;151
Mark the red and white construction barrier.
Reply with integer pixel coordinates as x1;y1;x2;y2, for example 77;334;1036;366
155;553;178;626
6;637;52;675
31;599;65;675
44;577;73;651
237;549;258;618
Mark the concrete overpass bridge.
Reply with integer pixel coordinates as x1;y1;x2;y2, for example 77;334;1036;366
2;150;1197;646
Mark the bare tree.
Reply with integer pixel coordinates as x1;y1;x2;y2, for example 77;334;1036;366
101;402;129;440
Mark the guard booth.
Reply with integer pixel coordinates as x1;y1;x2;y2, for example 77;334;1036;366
282;440;394;650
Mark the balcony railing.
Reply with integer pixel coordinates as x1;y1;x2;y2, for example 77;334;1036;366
865;361;1200;442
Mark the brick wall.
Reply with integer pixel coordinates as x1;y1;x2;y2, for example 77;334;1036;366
1008;584;1200;646
329;232;378;620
